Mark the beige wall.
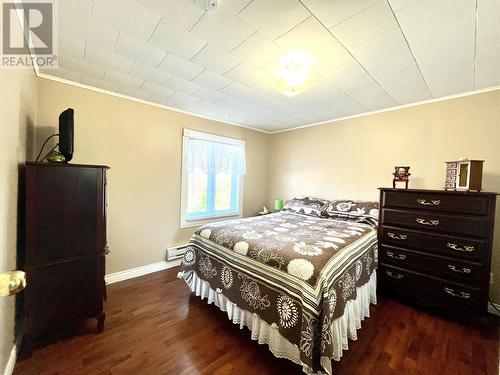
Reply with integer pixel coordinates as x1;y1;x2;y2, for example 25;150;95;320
0;70;37;374
36;79;270;274
268;89;500;302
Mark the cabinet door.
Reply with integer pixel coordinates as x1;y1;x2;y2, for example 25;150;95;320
26;166;105;263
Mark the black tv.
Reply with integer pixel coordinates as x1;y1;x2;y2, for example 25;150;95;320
59;108;74;162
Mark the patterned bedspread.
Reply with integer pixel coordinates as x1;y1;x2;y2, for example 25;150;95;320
179;211;377;373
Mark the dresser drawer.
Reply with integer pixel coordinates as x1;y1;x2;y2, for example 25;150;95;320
382;191;488;215
380;226;485;260
380;265;482;308
380;245;483;285
381;208;487;237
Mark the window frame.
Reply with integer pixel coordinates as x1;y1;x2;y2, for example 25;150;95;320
180;129;245;229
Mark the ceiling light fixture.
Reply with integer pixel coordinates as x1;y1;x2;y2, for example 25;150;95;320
275;50;314;97
193;0;219;13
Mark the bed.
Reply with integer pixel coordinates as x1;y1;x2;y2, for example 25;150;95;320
178;198;378;375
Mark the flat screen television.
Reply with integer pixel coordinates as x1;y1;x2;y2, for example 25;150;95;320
58;108;74;162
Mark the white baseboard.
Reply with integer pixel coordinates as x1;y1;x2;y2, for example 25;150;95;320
487;302;500;316
4;343;17;375
105;259;182;285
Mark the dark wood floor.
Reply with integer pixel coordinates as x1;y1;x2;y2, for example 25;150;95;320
15;267;499;375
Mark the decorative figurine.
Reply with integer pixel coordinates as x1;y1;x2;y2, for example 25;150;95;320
392;166;411;189
259;206;270;215
445;158;484;191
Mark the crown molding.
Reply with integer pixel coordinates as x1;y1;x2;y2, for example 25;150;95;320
270;85;500;134
35;73;272;135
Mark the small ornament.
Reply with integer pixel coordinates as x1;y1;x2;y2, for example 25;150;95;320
259;206;270;215
392;166;411;189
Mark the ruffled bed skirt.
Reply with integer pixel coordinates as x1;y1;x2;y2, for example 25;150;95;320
178;270;377;375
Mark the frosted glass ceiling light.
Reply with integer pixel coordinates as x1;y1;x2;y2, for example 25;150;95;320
194;0;219;13
277;50;314;87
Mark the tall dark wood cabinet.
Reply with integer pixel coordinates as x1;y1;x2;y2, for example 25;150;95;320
24;162;109;352
378;188;497;315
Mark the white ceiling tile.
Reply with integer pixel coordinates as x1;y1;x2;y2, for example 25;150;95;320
59;33;85;59
301;0;379;28
80;75;120;91
41;67;81;82
116;87;151;101
193;88;227;102
167;92;202;107
129;64;172;86
140;82;175;98
60;7;118;50
59;55;106;79
104;69;144;89
114;34;167;67
348;30;409;66
85;45;133;73
319;60;366;84
231;33;282;68
222;0;252;14
92;0;160;42
157;54;203;80
388;0;419;12
191;44;241;74
224;62;269;85
164;76;202;95
149;20;207;61
275;17;353;71
192;7;254;52
135;0;204;30
475;0;500;89
393;0;476;97
192;70;232;90
331;1;397;47
335;74;380;94
60;0;91;16
239;0;311;40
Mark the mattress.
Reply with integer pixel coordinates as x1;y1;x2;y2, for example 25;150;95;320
178;211;378;374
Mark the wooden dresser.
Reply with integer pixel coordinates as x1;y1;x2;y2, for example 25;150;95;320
378;188;497;314
24;162;109;353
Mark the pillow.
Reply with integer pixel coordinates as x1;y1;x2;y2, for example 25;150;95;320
323;200;379;228
282;196;330;217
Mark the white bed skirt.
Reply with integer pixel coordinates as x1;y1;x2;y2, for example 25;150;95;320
178;270;377;375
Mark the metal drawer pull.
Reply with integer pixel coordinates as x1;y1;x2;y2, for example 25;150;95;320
386;251;406;260
417;199;441;206
387;232;407;240
444;287;470;299
448;265;471;274
416;218;439;226
447;243;474;252
386;271;404;279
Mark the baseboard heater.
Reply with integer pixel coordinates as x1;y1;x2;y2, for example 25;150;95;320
167;244;189;261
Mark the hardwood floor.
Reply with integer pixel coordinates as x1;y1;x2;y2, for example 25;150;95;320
14;267;499;375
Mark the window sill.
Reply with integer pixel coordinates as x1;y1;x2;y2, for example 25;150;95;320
180;212;242;229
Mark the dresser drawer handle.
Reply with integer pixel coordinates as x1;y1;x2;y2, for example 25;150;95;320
416;218;439;226
386;271;404;279
448;264;471;274
447;243;474;252
386;251;406;260
444;287;470;299
416;199;441;206
387;232;407;240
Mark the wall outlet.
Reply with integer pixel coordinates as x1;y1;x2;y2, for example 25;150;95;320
490;272;494;285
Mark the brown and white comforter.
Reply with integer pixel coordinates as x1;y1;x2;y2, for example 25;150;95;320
178;211;377;373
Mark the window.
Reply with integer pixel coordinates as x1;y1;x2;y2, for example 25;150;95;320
180;129;246;228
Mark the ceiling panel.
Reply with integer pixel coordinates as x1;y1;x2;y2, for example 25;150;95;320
391;0;476;97
302;0;379;29
157;54;203;80
191;44;241;74
191;7;254;52
92;0;160;42
39;0;499;132
149;20;207;61
239;0;311;40
475;0;500;89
